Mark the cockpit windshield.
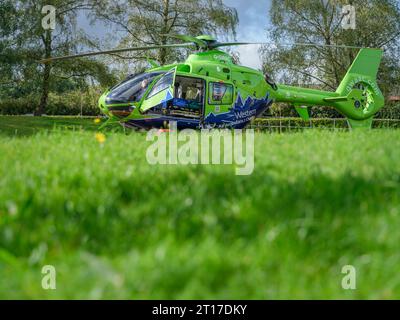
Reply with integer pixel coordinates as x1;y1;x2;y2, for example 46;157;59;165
106;72;164;104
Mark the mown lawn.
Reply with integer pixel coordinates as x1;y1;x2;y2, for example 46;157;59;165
0;116;400;299
0;115;122;136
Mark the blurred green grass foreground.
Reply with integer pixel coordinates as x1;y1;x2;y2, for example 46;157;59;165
0;116;400;299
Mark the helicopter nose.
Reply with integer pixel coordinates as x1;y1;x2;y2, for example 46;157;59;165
108;106;134;118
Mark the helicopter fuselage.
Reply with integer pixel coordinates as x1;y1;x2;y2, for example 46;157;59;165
98;50;276;129
98;48;384;130
40;33;384;130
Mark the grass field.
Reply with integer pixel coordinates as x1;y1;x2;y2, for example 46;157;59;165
1;116;400;299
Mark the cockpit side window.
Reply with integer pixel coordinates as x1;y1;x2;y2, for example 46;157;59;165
146;71;175;99
106;72;164;104
209;82;234;105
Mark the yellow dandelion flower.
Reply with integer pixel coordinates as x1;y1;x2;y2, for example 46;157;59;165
94;118;101;124
95;133;106;144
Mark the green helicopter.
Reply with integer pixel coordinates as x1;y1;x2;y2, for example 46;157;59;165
41;34;384;130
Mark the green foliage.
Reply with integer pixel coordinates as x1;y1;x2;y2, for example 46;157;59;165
0;89;103;116
45;91;101;116
266;103;342;118
262;0;400;95
0;0;116;113
93;0;239;65
1;0;236;114
0;120;400;298
264;102;400;120
0;96;38;115
376;103;400;119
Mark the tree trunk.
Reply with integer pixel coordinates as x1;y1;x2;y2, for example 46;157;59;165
36;30;52;116
158;0;170;65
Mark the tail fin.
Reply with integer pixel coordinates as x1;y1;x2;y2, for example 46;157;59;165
329;49;384;128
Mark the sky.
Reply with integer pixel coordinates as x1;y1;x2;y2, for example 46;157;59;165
77;0;272;70
224;0;272;69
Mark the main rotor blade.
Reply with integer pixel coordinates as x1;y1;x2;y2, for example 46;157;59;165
209;42;258;48
160;34;368;50
39;43;194;63
214;42;370;50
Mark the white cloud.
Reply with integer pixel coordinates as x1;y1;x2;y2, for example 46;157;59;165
236;44;263;70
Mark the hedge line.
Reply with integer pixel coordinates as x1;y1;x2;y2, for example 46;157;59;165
0;91;101;116
266;103;400;120
1;92;399;130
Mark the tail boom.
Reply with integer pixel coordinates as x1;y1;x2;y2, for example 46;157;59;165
274;48;385;129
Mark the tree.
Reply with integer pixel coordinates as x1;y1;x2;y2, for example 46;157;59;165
0;0;23;93
261;0;400;96
92;0;239;65
0;0;116;115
